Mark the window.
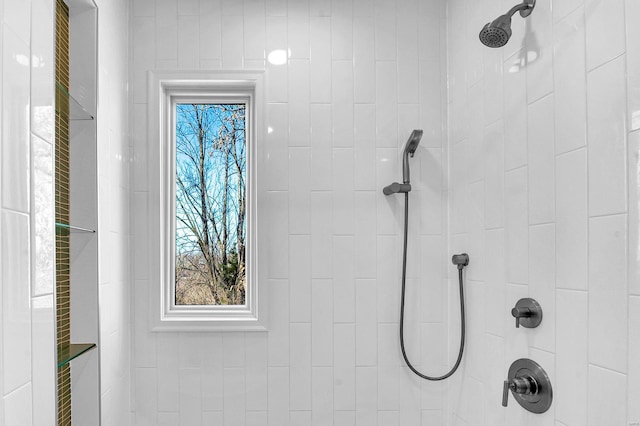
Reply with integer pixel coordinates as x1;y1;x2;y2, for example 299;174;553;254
174;102;247;306
148;70;266;331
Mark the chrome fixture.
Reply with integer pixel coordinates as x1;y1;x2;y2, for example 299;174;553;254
452;253;470;269
383;130;469;381
503;358;553;413
479;0;536;48
511;297;543;328
382;130;423;195
382;181;411;195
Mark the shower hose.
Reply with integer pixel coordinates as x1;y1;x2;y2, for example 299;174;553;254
399;192;466;380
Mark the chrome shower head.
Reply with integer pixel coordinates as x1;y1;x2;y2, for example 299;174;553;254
479;15;513;48
404;129;423;157
402;129;423;184
479;0;535;48
382;130;425;195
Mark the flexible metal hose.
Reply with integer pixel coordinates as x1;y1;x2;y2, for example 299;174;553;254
399;192;466;380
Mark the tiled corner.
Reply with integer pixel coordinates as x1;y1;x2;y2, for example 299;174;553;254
528;223;555;353
588;365;627;425
586;55;628;217
527;95;555;225
585;0;626;71
503;49;528;171
525;0;553;103
2;27;31;213
31;295;55;426
3;383;33;426
628;0;640;131
1;211;32;395
556;149;588;291
553;7;587;155
505;167;529;285
629;130;640;296
3;0;31;45
30;0;54;144
555;289;588;425
588;214;628;373
629;296;640;425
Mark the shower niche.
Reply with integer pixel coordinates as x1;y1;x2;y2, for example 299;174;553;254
55;0;100;424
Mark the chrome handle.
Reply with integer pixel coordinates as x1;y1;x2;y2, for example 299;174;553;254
502;380;510;407
502;376;536;407
511;306;532;328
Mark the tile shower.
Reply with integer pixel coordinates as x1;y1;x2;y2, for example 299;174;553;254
133;0;450;424
1;0;639;425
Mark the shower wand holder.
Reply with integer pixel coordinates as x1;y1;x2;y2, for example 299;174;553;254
382;182;411;195
451;253;469;270
382;130;423;196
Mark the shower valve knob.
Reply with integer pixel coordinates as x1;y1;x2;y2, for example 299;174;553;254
502;380;509;406
503;358;552;413
511;307;532;328
502;376;537;407
511;298;542;328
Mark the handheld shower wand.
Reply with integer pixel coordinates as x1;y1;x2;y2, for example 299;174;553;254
382;130;423;195
382;130;469;381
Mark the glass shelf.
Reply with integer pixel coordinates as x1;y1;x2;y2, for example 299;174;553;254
55;82;95;121
56;223;96;234
57;343;97;368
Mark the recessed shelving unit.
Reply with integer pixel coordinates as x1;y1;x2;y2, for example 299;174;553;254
55;0;99;424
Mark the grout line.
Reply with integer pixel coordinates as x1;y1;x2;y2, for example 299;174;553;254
587;211;628;220
586;52;626;75
588;361;628;377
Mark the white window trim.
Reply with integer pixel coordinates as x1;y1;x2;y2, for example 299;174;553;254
147;70;267;331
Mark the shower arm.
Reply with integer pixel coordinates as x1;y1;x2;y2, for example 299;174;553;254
506;0;535;18
506;3;528;17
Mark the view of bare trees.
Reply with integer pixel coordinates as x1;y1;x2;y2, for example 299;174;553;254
175;103;246;305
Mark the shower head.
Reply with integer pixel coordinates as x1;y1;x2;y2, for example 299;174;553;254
479;15;513;48
479;0;535;48
403;129;423;157
382;130;424;194
402;129;423;184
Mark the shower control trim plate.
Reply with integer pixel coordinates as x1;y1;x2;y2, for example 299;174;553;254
511;297;542;328
502;358;552;413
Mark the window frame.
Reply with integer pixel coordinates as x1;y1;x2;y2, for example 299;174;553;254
148;70;266;331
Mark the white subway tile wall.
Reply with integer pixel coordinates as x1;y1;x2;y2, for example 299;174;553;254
132;0;447;424
95;1;132;425
448;1;639;426
0;0;57;424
